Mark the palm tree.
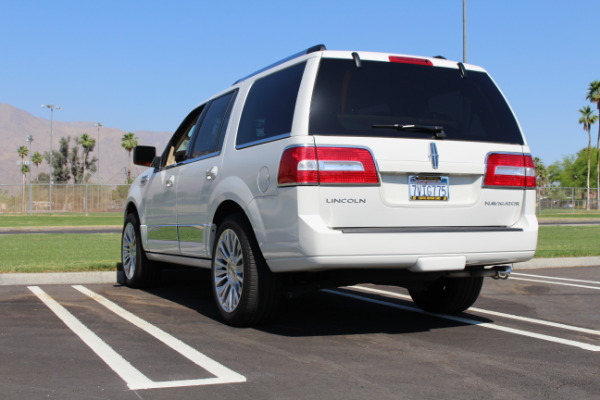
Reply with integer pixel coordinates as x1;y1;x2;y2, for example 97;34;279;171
17;146;29;212
121;132;138;182
17;145;29;163
78;133;96;183
31;151;43;183
586;80;600;209
20;164;30;178
17;145;29;182
20;163;30;211
533;156;548;189
578;105;598;210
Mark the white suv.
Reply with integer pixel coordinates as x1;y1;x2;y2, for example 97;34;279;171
122;45;538;326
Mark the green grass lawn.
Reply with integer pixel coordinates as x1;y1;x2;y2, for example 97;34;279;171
537;210;600;219
0;233;121;273
0;213;123;228
535;225;600;258
0;221;598;273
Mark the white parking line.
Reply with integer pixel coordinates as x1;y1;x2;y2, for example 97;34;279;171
348;286;600;337
29;286;246;391
72;285;246;389
327;287;600;352
512;272;600;286
509;277;600;290
28;286;152;390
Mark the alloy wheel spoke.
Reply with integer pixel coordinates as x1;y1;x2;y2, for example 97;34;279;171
122;223;137;279
214;228;244;313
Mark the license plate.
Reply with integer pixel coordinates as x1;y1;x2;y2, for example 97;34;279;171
409;176;449;201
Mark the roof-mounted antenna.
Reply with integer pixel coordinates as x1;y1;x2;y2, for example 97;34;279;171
351;52;362;68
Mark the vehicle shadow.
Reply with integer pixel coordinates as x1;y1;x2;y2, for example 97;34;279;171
142;268;494;338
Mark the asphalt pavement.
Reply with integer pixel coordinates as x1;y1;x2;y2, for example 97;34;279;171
1;266;599;399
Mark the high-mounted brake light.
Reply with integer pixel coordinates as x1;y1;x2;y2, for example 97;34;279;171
388;56;433;66
484;153;536;189
278;146;379;186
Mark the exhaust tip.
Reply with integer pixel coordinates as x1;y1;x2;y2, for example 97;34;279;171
493;265;512;280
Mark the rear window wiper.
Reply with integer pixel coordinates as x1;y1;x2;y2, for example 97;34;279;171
372;124;446;139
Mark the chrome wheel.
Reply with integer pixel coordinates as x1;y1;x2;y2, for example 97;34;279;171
213;229;244;313
211;214;282;326
122;222;137;280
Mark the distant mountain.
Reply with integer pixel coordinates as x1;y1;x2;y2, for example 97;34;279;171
0;103;171;184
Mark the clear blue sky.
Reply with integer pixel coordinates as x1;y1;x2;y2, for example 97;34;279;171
1;0;599;166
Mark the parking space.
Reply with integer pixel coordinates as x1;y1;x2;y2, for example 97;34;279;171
1;267;599;399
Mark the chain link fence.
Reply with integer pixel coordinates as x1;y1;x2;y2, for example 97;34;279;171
537;187;600;214
1;184;599;215
0;184;130;214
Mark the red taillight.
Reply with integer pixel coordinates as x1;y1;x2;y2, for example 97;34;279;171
484;153;536;189
388;56;433;66
278;146;379;186
316;147;379;184
278;146;319;185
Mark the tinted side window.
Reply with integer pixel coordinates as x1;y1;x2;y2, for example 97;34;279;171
236;62;306;148
190;91;237;158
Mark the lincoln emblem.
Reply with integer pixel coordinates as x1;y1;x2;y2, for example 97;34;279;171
429;142;439;169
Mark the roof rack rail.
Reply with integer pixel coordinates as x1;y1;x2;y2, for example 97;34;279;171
233;44;326;84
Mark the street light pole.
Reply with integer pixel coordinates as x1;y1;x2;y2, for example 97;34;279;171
94;122;102;183
25;135;34;214
42;104;61;208
463;0;467;63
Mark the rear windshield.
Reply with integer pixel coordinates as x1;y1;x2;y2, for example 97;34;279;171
309;59;524;144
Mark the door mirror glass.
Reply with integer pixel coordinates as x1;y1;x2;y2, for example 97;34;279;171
133;146;156;167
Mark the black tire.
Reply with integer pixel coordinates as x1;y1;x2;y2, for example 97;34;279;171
121;213;161;288
408;276;483;314
211;214;281;326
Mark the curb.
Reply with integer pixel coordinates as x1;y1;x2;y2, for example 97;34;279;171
0;259;599;286
0;271;122;286
513;257;600;270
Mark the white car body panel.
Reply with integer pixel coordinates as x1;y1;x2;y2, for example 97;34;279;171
125;47;538;276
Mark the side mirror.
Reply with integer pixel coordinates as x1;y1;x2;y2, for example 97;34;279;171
133;146;156;167
151;156;161;168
